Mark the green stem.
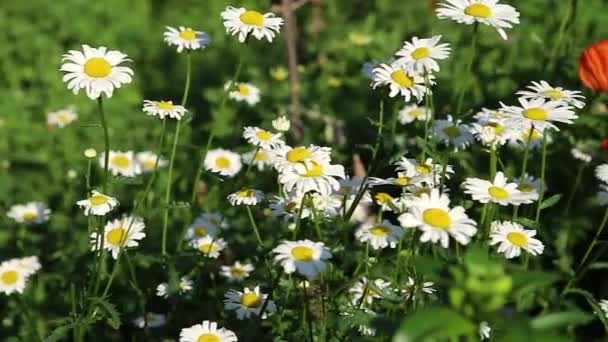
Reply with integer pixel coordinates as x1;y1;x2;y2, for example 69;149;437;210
101;255;122;298
564;164;585;215
513;127;534;219
534;133;549;224
422;70;432;160
17;295;42;342
547;0;573;73
97;97;110;192
245;206;264;248
137;119;167;212
455;23;479;117
489;146;498;179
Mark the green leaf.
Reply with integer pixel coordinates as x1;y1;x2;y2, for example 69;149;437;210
515;217;539;229
564;288;608;331
93;298;121;330
530;310;593;330
588;262;608;270
44;321;77;342
539;194;562;210
393;308;475;342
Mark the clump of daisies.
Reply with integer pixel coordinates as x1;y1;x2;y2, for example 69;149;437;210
0;256;41;295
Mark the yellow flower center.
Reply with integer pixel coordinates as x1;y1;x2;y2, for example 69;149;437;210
464;3;492;18
543;89;563;100
57;112;72;123
422;208;451;229
237;189;255;198
270;67;288;81
179;29;197;41
521;128;541;141
143;160;156;169
349;32;372;46
395;177;410;185
84;57;112;78
240;292;262;308
415;188;431;197
411;47;431;60
197;334;220;342
390;69;414;88
415;164;433;174
156;101;174;110
370;225;391;236
254;151;268;161
194;226;208;237
240;10;265;26
215;157;231;169
238;84;250;96
364;286;377;297
291;246;314;261
231;268;245;277
1;270;18;285
506;232;528;247
523;108;548;121
89;195;108;206
483;122;504;134
106;228;127;245
518;183;534;192
409;109;424;118
302;162;323;177
22;212;38;221
111;155;131;168
199;243;218;254
488;186;510;199
442;125;461;138
286;147;311;162
375;192;393;204
255;130;273;141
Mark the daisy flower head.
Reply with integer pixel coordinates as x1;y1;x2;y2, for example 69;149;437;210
156;276;194;298
220;261;255;282
395;35;451;73
349;277;392;306
489;221;544;259
0;259;28;295
479;321;491;340
371;63;431;102
90;215;146;259
270;144;332;173
272;239;332;279
402;276;436;301
517;80;585;109
398;189;477;248
436;0;520;40
395;157;454;187
136;151;168;173
597;164;608;183
163;26;211;53
473;107;508;122
242;126;284;149
469;117;518;147
185;214;221;241
516;174;543;197
221;6;284;43
16;256;42;277
242;149;272;171
224;286;276;320
463;172;538;206
60;45;133;99
46;107;77;128
99;150;141;177
269;194;305;222
226;81;261;106
600;300;608;318
571;148;592;163
228;188;264;206
142;100;188;120
500;97;577;131
7;202;50;225
278;159;346;196
179;320;237;342
133;313;166;329
398;104;431;124
355;220;404;250
77;190;119;216
204;148;242;177
272;116;291;132
509;124;545;150
433;115;474;151
192;236;226;258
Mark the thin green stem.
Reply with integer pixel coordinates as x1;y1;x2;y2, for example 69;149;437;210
422;70;432;160
245;206;263;248
534;133;549;224
513;127;534;219
17;295;42;342
97;97;110;192
547;0;573;73
489;146;498;179
455;23;479;117
564;164;585;215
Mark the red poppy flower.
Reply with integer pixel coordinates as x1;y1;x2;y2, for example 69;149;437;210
579;39;608;92
601;138;608;151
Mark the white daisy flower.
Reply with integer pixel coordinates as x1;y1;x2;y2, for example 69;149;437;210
278;159;346;196
224;286;276;320
76;190;119;216
136;151;168;173
226;81;261;105
142;100;188;120
204;148;242;177
60;45;133;99
473;107;507;122
185;215;221;241
16;256;42;277
241;149;272;171
373;192;398;212
463;172;538;206
221;6;283;43
269;195;305;222
436;0;520;40
489;221;544;259
402;276;436;301
163;26;211;53
371;63;431;102
398;189;477;248
599;300;608;318
469;117;518;147
516;174;543;199
433;115;474;151
0;260;28;295
90;215;146;259
179;320;237;342
395;35;451;73
508;124;545;150
272;116;290;132
242;126;284;149
398;104;431;124
7;202;50;225
479;321;491;340
355;220;404;250
99;150;141;177
349;277;392;306
368;173;423;188
270;145;332;173
46;107;77;128
133;313;166;328
192;236;226;258
395;157;454;187
500;97;578;131
227;188;264;206
597;164;608;183
220;261;255;282
156;276;194;298
517;80;585;109
571;148;592;163
272;240;332;279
